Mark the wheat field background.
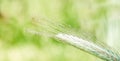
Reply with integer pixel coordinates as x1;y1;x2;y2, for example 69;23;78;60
0;0;120;61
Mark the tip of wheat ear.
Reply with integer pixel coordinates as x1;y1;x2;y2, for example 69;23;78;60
56;33;120;61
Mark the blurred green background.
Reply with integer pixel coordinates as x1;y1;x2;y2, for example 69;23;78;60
0;0;120;61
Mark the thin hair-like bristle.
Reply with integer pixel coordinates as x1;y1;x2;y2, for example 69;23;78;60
26;17;120;61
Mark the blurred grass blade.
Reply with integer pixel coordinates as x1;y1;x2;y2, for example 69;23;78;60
56;33;120;61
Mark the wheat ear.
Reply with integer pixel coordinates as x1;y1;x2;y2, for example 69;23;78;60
56;33;120;61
